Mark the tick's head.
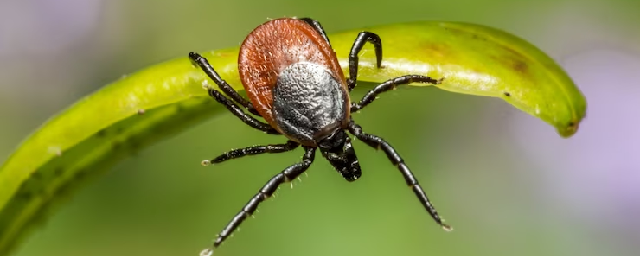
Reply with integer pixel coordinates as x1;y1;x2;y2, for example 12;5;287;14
318;129;362;182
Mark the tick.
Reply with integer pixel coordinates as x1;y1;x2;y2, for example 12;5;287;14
189;17;449;256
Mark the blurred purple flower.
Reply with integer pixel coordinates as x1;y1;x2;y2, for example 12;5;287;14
509;49;640;236
0;0;103;55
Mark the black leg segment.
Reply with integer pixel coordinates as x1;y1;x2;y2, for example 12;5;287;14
189;52;260;116
205;87;280;134
347;120;451;231
299;17;331;46
201;147;317;256
351;75;444;112
347;32;383;91
204;141;299;165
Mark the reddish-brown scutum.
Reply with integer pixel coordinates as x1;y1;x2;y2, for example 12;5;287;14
238;18;348;133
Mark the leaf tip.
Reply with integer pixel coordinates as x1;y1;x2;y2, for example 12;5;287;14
556;122;578;138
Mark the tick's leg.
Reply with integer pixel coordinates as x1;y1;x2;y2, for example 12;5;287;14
299;17;331;46
206;87;279;134
189;52;260;115
347;32;382;91
347;120;451;231
201;147;317;256
351;75;444;112
202;141;299;165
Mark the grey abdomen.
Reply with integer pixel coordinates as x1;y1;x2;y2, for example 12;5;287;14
272;62;348;144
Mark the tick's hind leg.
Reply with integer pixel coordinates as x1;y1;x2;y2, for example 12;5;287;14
189;52;260;116
202;141;299;166
351;75;444;112
347;32;383;91
201;147;317;256
347;120;451;231
298;17;331;46
205;88;280;134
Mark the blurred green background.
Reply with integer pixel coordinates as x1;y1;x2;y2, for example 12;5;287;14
1;0;639;256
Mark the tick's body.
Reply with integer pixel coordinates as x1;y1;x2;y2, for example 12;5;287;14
189;18;449;256
239;19;350;146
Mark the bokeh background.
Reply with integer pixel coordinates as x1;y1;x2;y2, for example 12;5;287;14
1;0;639;256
